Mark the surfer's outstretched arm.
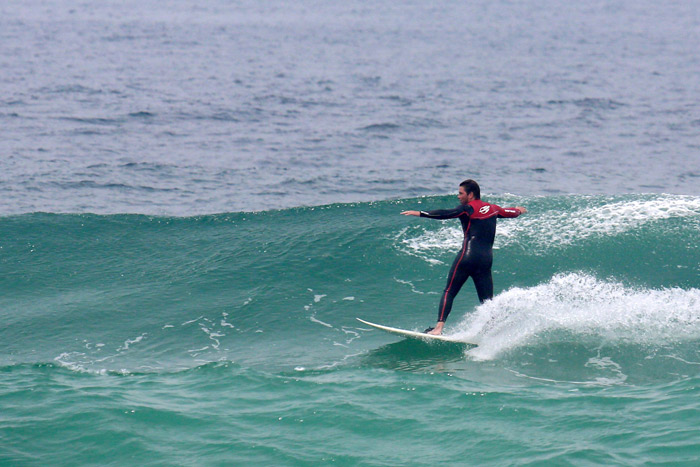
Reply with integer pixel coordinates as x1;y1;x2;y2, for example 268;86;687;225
403;206;526;218
401;204;471;220
495;205;527;217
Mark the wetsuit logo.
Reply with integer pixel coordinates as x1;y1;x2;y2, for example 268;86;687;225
479;206;490;214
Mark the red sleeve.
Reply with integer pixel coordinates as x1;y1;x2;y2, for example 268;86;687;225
494;205;521;218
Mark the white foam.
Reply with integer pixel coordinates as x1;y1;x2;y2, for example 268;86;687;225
53;352;128;375
54;352;88;373
310;315;334;328
497;195;700;250
450;273;700;360
396;195;700;260
181;316;205;326
199;323;225;349
394;226;454;264
117;333;147;352
393;277;439;295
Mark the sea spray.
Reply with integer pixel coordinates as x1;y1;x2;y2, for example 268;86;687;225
455;273;700;361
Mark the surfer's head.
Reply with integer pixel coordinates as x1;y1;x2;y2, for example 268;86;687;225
460;179;480;201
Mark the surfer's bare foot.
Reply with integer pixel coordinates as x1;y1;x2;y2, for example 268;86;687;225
427;322;444;335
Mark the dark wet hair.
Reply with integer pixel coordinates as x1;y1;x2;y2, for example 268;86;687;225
459;179;480;199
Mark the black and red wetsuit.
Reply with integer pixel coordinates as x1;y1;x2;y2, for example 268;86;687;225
420;199;522;323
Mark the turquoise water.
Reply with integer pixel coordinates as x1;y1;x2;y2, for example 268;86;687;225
2;194;699;464
3;0;700;463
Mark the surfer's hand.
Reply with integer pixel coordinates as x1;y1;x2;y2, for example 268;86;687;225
515;206;527;214
401;211;420;216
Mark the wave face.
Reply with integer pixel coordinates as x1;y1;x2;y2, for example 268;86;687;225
2;194;700;464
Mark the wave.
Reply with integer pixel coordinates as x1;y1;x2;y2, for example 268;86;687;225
453;273;700;360
397;194;700;260
1;194;698;376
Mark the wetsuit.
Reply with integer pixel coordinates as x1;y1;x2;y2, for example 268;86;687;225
420;200;521;323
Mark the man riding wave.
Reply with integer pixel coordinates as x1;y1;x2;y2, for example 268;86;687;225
401;179;527;335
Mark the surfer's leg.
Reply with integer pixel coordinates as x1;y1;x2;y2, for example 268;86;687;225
472;266;494;303
436;258;470;323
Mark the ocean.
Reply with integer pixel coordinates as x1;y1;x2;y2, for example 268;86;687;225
2;0;700;465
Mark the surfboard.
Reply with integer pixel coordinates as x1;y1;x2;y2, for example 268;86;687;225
356;318;477;345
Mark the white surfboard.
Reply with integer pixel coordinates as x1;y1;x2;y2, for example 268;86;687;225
356;318;477;345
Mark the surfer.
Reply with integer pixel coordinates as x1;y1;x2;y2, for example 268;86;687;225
401;179;526;335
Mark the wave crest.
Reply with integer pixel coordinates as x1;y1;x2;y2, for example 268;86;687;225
455;273;700;360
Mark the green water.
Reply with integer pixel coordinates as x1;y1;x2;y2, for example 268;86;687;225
2;194;700;465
